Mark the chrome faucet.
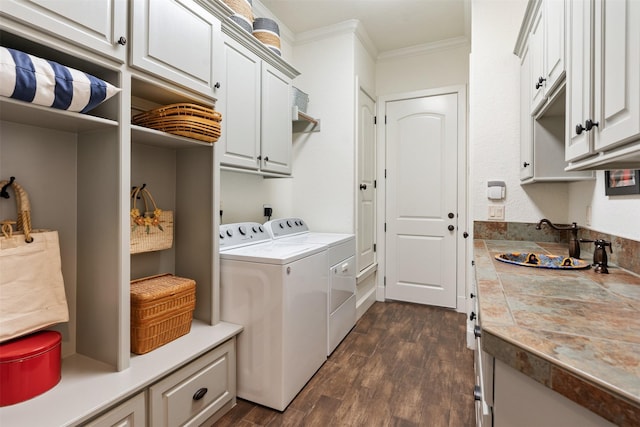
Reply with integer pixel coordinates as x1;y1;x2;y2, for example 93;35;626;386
535;219;581;259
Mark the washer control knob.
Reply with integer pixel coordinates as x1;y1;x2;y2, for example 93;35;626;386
286;220;293;227
238;225;247;235
279;222;285;229
259;225;264;232
219;232;224;239
225;229;233;237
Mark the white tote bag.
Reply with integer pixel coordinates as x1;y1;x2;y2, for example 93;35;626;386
0;179;69;343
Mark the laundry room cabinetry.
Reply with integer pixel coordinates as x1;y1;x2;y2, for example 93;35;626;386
0;0;128;62
515;0;593;183
0;2;242;425
565;0;640;170
218;21;299;176
130;0;222;97
525;0;565;116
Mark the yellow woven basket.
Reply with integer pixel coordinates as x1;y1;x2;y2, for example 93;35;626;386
130;274;196;354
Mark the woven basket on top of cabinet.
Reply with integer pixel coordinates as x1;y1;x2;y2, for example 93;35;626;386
130;274;196;355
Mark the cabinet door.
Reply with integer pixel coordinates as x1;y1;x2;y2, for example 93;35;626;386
2;0;127;62
565;0;593;161
530;8;546;114
260;62;292;174
593;0;640;152
84;393;146;427
131;0;219;97
520;42;534;180
544;0;565;95
218;36;261;170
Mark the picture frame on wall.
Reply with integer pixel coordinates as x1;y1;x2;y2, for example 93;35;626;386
604;169;640;196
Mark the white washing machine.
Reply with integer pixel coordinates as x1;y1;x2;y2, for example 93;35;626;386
219;222;327;411
264;218;356;355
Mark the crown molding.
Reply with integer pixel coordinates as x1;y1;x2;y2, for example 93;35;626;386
377;36;470;62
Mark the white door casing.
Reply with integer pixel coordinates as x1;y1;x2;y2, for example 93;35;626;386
357;88;376;273
383;92;459;308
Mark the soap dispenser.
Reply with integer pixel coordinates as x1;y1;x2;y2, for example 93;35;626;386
581;239;612;273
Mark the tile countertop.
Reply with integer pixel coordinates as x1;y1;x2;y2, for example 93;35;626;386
474;239;640;426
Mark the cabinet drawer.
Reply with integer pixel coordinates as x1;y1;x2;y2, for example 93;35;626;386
149;339;236;427
84;392;146;427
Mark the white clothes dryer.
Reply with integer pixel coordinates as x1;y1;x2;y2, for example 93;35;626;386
219;222;327;411
264;218;356;355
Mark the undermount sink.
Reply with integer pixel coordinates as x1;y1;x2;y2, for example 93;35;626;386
495;252;591;270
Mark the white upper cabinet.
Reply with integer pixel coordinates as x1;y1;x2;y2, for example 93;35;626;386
131;0;221;97
520;42;534;180
218;22;299;176
565;0;640;169
218;35;262;170
1;0;127;62
529;0;566;115
260;62;292;175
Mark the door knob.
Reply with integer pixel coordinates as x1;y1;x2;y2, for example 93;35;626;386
448;225;455;231
359;184;367;190
575;123;585;135
117;36;127;46
448;212;454;219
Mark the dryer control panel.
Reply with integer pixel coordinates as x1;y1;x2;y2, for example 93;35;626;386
219;222;271;249
264;217;309;238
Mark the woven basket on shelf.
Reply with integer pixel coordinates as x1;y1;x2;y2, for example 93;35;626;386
130;274;196;354
132;103;222;143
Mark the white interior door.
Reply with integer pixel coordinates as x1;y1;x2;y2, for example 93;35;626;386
385;93;458;308
357;88;376;273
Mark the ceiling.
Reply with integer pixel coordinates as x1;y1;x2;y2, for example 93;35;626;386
258;0;470;54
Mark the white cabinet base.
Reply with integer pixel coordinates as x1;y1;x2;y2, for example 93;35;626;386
493;359;615;427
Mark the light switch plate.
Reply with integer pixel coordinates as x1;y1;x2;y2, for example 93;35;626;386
488;205;505;220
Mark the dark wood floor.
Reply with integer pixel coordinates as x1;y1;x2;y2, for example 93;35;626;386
212;301;475;427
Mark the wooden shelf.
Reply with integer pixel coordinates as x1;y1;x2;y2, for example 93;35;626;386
292;106;321;133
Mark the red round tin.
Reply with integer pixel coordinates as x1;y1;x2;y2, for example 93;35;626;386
0;330;62;406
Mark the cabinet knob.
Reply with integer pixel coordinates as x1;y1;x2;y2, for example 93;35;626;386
463;231;469;239
474;325;482;338
117;36;127;46
448;225;455;231
523;162;530;167
264;156;269;162
535;76;546;89
575;123;585;135
474;385;482;401
214;82;221;89
257;155;262;161
585;119;599;131
192;387;208;401
469;312;476;321
360;184;367;190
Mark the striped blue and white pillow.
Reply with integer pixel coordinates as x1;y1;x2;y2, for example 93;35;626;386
0;46;120;113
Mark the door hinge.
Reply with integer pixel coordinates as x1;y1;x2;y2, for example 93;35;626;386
374;116;377;125
373;243;377;252
384;223;387;232
385;115;387;124
374;179;377;188
384;169;387;178
383;276;386;287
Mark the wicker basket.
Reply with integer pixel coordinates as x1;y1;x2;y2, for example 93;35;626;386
132;103;222;143
130;274;196;354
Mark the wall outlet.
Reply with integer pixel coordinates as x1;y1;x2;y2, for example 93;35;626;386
263;204;272;217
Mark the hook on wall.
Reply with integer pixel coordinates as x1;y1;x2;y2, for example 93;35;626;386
1;177;16;199
131;183;146;199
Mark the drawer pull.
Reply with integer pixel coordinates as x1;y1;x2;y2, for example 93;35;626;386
193;387;208;401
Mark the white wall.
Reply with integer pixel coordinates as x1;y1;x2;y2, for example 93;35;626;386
376;41;470;96
289;25;359;233
469;0;570;227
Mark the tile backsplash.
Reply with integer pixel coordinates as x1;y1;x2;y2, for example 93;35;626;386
474;221;640;276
